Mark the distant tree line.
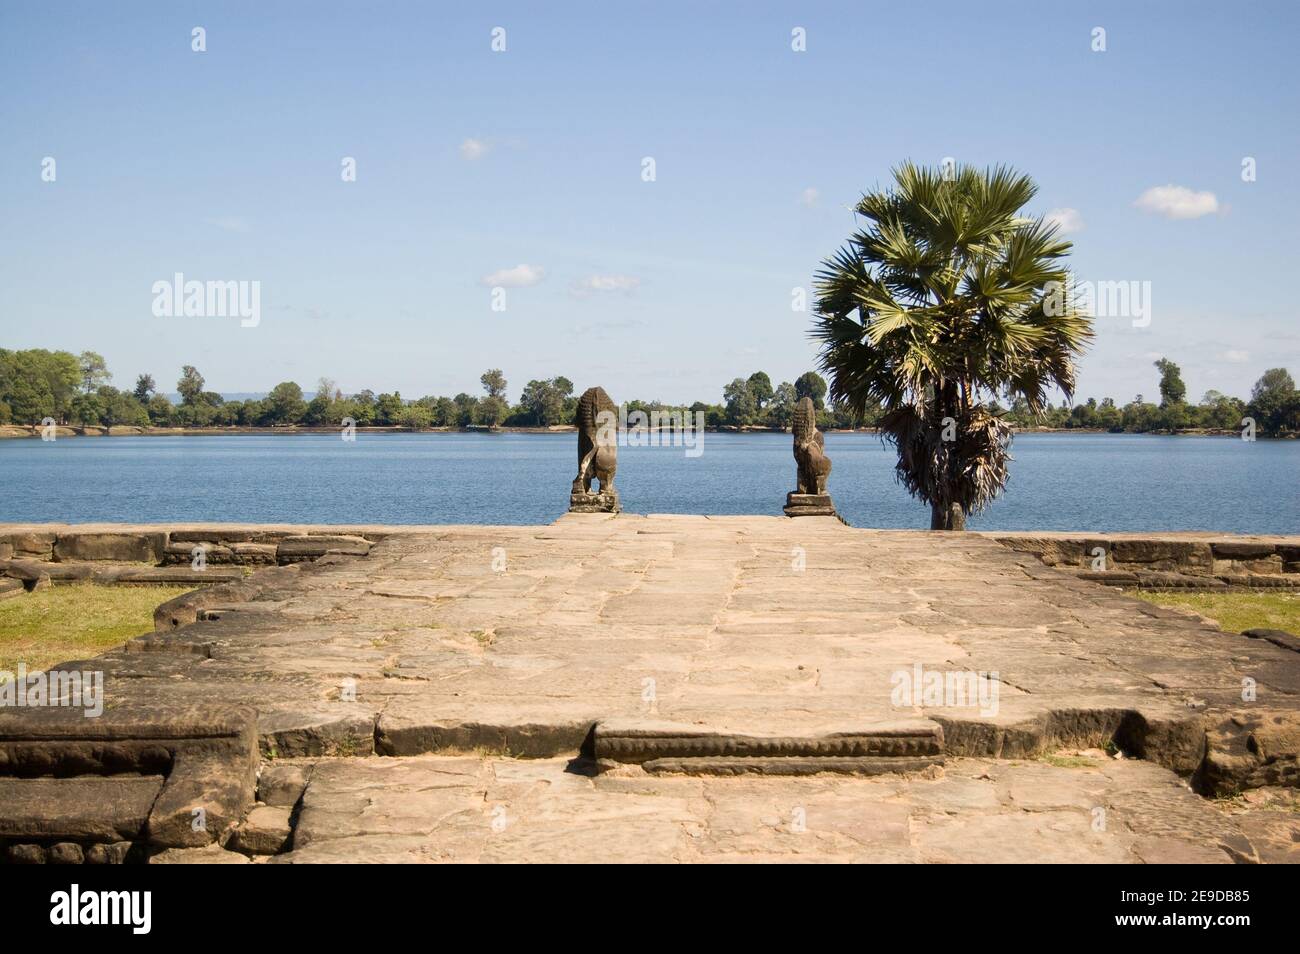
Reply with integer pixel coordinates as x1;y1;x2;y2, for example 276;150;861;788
996;359;1300;437
1;349;1297;437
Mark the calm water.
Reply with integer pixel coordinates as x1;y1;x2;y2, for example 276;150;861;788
0;433;1296;533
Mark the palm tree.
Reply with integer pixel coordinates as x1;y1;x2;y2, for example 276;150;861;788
812;162;1093;529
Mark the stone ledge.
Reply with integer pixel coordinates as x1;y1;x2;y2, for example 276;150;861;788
0;706;259;854
990;531;1300;584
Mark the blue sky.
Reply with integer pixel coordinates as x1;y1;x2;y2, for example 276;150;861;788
2;1;1297;405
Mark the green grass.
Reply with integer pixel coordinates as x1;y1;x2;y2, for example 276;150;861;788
1127;589;1300;635
0;583;193;674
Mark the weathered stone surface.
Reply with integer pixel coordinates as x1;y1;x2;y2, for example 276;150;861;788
568;491;620;514
641;756;942;776
258;762;312;806
1244;628;1300;653
0;577;23;600
53;531;166;563
0;776;164;841
1202;711;1300;795
7;843;46;864
265;753;1280;863
162;541;236;565
48;842;84;864
148;844;251;864
230;542;279;564
0;531;55;559
1211;541;1277;560
2;516;1299;863
1112;539;1213;570
85;841;133;864
116;565;244;584
276;535;371;562
230;804;293;855
2;558;92;583
784;493;837;517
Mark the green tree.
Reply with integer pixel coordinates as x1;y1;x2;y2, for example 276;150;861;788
767;381;798;428
264;381;306;425
812;162;1093;529
301;391;332;426
1247;368;1298;436
722;377;757;425
480;369;508;401
373;392;405;426
453;393;479;427
746;371;774;410
519;377;574;426
1199;390;1245;431
177;366;205;405
78;351;111;392
794;371;828;410
133;374;156;402
147;394;174;426
1153;358;1187;406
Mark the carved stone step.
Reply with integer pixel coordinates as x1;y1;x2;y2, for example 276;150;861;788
641;755;943;776
593;720;944;764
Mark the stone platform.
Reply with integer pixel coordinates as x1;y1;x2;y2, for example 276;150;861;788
1;514;1297;863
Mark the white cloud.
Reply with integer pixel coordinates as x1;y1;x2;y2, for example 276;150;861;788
570;274;641;297
459;138;488;160
1044;207;1084;234
1220;349;1250;363
479;264;546;287
1134;185;1219;220
204;216;251;233
800;187;819;207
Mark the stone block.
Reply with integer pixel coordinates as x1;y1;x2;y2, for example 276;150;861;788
783;492;837;517
53;531;167;563
257;762;312;807
1112;539;1213;571
230;804;293;855
85;842;133;864
1210;541;1277;560
0;776;164;841
569;491;621;514
276;535;371;562
48;842;85;864
0;531;56;560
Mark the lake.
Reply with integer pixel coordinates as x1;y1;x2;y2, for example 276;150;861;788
0;432;1296;533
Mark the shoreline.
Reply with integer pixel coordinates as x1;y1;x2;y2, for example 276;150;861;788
0;424;1283;440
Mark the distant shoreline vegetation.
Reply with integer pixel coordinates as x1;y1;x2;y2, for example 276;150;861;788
2;350;1298;439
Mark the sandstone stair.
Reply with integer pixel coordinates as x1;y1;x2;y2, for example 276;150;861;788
592;721;944;776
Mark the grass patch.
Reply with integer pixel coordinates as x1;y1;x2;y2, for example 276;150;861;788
1037;753;1101;769
1126;589;1300;634
0;583;193;674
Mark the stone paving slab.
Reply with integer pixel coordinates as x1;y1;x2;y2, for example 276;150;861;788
267;753;1289;864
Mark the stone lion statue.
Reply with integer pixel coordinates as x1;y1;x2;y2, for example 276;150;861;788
792;396;831;495
571;386;618;506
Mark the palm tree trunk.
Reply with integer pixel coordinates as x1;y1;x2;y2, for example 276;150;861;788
930;500;966;530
